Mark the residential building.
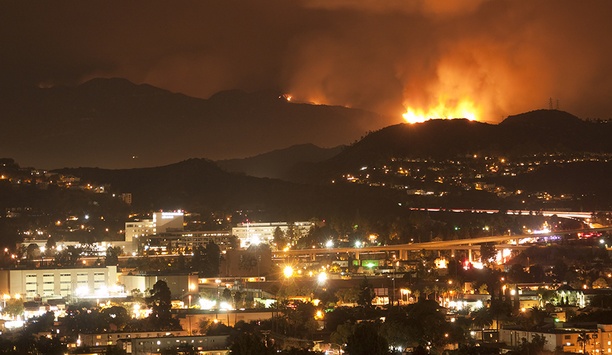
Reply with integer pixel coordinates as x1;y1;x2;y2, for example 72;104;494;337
117;334;229;355
78;329;188;347
500;324;612;353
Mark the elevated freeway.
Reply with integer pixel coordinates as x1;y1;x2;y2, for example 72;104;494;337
273;226;612;262
409;208;599;220
104;226;611;266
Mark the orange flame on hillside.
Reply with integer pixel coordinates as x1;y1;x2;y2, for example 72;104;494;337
402;98;481;124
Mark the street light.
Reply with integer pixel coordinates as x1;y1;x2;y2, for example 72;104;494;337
317;272;327;285
283;265;294;279
401;289;408;304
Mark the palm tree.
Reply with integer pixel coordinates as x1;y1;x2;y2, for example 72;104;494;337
578;332;591;355
423;286;432;300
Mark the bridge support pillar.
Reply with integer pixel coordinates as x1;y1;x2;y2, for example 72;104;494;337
400;249;408;261
468;244;473;262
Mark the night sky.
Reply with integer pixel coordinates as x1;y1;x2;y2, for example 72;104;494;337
2;1;612;125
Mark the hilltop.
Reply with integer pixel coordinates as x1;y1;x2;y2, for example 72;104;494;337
0;78;387;169
216;143;345;179
290;110;612;183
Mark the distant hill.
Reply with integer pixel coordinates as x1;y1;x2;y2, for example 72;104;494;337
291;110;612;183
217;143;345;179
0;78;387;169
55;159;403;220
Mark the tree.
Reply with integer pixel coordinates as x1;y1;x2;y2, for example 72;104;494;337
357;278;375;308
346;322;389;355
4;297;24;318
335;288;359;305
147;280;179;330
198;319;213;335
34;335;66;355
54;245;82;267
106;246;122;266
44;238;57;256
273;226;287;250
101;305;130;331
552;261;569;282
519;307;550;330
204;241;221;276
526;264;544;283
519;334;547;355
405;299;449;350
234;290;244;309
380;319;412;351
284;301;319;338
105;345;127;355
222;288;232;303
330;322;355;346
191;241;221;277
25;243;41;261
27;311;55;334
577;332;591;355
480;243;497;265
472;307;493;329
508;264;529;283
229;332;274;355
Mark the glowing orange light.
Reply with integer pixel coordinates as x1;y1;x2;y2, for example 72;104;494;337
402;98;480;124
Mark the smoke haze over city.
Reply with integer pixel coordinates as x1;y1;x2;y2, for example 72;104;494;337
3;0;612;127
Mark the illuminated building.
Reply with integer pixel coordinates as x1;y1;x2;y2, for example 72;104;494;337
120;272;199;299
0;265;119;301
232;221;313;249
144;230;234;253
117;334;229;354
125;211;184;242
500;324;612;353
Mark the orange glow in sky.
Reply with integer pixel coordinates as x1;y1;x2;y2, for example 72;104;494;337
402;98;480;124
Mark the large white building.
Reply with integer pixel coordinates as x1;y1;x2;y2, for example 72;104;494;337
0;265;120;301
125;211;184;242
232;221;313;249
145;230;234;253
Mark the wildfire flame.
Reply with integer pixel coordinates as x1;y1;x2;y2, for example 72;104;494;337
402;98;480;124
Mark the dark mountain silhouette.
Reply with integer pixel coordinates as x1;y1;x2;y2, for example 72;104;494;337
216;143;345;179
290;110;612;183
0;78;387;169
55;159;403;220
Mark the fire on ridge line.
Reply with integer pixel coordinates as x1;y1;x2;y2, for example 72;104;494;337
402;99;480;124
